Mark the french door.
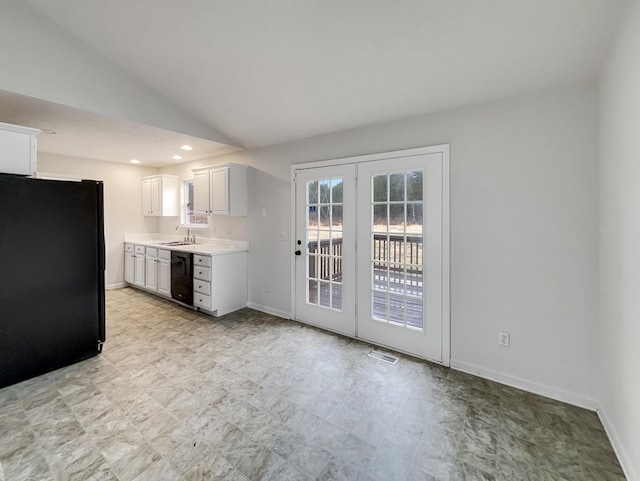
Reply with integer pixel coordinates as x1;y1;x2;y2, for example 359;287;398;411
356;155;444;360
294;164;357;336
293;147;449;363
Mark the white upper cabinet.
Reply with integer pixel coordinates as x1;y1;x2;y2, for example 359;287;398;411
210;168;229;214
191;163;247;216
193;170;211;215
0;122;39;176
142;174;179;216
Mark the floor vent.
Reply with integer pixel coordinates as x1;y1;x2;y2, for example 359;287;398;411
368;350;399;365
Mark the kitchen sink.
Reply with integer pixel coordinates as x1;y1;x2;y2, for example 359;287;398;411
155;241;197;246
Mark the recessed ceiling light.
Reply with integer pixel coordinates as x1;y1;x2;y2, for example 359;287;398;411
172;155;183;160
180;145;193;151
130;159;141;164
42;129;56;135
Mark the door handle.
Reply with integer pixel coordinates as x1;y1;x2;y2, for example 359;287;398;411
295;250;301;256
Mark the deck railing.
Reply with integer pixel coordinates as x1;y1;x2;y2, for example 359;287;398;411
308;234;422;280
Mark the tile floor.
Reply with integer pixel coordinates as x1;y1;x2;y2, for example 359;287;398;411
0;287;626;481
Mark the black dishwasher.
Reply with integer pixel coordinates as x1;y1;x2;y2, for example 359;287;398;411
171;251;193;305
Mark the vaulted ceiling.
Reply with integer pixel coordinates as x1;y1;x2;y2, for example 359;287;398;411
1;0;632;164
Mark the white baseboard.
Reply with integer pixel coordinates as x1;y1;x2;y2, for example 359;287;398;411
450;360;598;411
246;302;291;320
598;407;638;481
106;282;126;290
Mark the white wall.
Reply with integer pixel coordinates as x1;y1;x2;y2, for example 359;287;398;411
159;83;600;406
0;0;232;145
598;1;640;479
37;153;159;289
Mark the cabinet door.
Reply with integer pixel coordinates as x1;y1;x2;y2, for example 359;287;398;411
124;252;135;284
145;257;158;290
134;255;145;286
0;127;37;176
151;177;162;215
210;168;229;215
193;170;211;215
142;179;153;216
157;260;171;297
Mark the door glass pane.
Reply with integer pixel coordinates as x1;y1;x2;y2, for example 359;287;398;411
389;173;405;202
373;234;388;264
308;181;318;204
406;266;423;297
389;204;405;232
406;204;423;228
373;175;388;202
308;205;318;226
306;177;344;312
389;294;405;325
307;230;319;253
320;206;330;228
319;180;331;203
406;171;423;201
406;297;424;329
332;206;343;228
332;284;343;310
373;261;388;292
404;234;422;265
373;291;387;321
319;281;331;308
389;264;405;295
369;169;425;330
331;178;343;203
332;253;343;282
308;279;318;305
373;205;388;232
308;254;317;279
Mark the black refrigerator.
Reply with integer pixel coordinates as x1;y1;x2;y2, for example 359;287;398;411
0;173;105;389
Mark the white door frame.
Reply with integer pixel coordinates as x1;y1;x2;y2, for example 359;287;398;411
290;145;450;366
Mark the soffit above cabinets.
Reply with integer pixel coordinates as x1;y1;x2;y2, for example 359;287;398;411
0;90;241;167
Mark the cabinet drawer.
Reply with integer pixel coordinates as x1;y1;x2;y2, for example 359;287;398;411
135;245;146;254
194;293;212;310
194;279;210;295
193;255;211;267
158;249;171;261
145;247;158;258
125;243;134;252
193;266;211;281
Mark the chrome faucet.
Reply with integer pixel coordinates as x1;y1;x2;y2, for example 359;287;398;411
175;225;196;244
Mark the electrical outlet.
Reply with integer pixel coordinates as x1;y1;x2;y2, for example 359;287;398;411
498;331;510;347
279;231;288;241
265;283;272;293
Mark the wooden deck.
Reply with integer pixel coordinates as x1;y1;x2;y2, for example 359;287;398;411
308;267;424;329
306;234;425;329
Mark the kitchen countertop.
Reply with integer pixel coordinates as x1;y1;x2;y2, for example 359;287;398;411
123;234;249;256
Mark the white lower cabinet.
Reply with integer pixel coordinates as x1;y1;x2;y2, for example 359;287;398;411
124;242;248;316
125;244;171;299
145;247;158;290
124;244;135;284
193;252;247;316
193;256;212;310
134;245;145;287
